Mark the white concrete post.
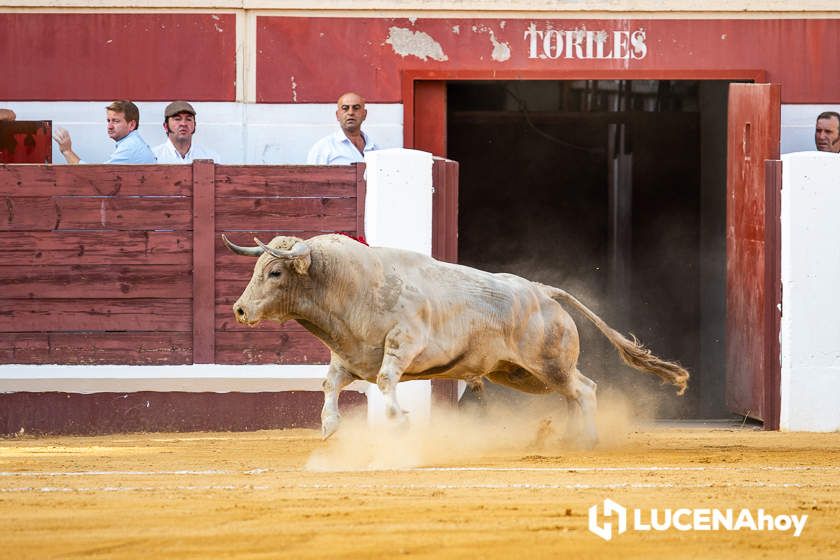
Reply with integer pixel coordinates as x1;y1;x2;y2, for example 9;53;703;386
362;148;434;428
780;152;840;431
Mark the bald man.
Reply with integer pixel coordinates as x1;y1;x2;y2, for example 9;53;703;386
307;92;380;164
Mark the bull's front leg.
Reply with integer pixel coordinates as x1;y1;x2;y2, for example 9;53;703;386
377;326;421;429
321;358;355;440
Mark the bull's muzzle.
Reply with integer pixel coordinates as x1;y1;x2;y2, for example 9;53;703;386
233;302;258;326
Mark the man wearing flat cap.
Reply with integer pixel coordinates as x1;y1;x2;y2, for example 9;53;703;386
153;101;220;164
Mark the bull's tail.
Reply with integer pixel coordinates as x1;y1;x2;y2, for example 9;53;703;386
543;286;689;396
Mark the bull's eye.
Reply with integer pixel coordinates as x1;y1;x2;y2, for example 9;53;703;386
268;270;282;278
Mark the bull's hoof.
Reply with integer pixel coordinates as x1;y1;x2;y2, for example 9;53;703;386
389;412;410;433
321;415;341;440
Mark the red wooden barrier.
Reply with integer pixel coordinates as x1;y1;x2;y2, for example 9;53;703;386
0;121;52;164
0;162;366;366
430;157;461;407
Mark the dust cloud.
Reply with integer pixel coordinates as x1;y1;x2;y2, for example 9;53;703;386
305;389;649;471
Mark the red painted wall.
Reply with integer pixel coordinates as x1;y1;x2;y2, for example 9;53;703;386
257;17;840;104
0;13;236;101
2;15;837;104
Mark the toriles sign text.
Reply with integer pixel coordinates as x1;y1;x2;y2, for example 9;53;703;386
525;23;647;60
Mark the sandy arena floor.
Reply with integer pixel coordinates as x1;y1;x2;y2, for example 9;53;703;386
1;410;839;559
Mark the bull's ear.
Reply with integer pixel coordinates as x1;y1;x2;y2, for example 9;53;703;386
254;238;311;275
289;250;311;275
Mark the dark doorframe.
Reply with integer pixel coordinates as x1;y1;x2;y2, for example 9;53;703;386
403;69;766;155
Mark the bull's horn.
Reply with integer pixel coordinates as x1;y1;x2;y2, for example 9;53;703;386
254;238;311;260
221;234;265;257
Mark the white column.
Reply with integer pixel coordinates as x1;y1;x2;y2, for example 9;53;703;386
362;148;434;428
780;151;840;431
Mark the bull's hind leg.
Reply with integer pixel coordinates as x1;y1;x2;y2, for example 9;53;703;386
321;359;355;439
459;378;488;414
547;368;598;448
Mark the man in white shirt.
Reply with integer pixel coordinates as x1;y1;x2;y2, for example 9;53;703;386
153;101;221;164
307;92;379;165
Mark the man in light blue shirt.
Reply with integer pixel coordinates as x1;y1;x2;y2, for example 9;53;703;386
53;99;156;164
307;92;379;165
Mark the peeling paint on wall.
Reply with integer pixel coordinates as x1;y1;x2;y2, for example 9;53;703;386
471;24;511;62
212;14;223;33
385;27;448;61
488;30;511;62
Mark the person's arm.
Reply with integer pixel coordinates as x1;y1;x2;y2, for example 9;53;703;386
52;127;81;164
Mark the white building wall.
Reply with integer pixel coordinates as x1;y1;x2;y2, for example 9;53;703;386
780;152;840;431
0;101;403;165
3;99;832;163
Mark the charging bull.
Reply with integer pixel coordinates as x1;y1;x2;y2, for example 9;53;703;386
223;233;688;447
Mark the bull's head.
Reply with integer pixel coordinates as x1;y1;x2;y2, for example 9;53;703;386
222;234;312;326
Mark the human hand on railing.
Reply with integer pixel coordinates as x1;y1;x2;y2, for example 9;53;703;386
52;126;81;164
52;126;73;152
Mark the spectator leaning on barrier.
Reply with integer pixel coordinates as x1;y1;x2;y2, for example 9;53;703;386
0;108;16;121
52;100;156;164
815;111;840;153
153;101;221;164
307;92;379;165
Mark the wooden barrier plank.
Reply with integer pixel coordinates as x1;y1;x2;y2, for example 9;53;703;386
0;265;191;298
56;165;193;196
192;160;215;363
0;231;191;265
215;197;357;230
0;299;192;332
445;159;460;262
0;391;367;435
215;330;330;364
0;165;192;196
1;196;55;230
215;165;356;197
1;196;191;231
216;277;254;300
0;332;192;364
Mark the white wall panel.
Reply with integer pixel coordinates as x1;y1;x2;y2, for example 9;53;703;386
780;152;840;431
0;101;402;165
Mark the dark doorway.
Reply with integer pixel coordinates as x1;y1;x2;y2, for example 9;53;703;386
447;80;731;419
